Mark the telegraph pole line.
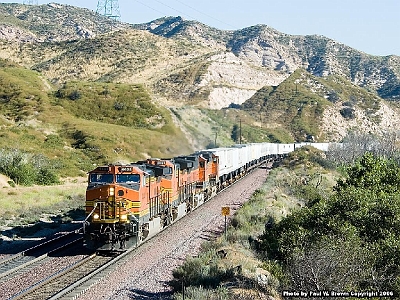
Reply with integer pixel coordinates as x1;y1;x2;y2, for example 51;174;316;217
239;118;242;144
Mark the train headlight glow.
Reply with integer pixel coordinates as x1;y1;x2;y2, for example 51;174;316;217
109;187;115;196
93;213;100;220
120;215;127;221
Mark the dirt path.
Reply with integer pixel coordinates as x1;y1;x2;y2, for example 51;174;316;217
0;174;10;187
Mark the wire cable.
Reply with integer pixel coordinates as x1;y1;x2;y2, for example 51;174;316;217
132;0;237;29
132;0;167;16
172;0;237;29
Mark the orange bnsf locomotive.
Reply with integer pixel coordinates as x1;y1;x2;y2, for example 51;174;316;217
83;142;333;251
84;152;220;251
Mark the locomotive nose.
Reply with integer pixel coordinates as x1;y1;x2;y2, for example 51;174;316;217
86;185;116;199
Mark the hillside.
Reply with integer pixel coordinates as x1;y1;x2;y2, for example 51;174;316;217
0;2;129;41
0;2;399;178
0;61;193;177
0;5;399;298
136;18;400;104
241;69;400;141
1;3;399;106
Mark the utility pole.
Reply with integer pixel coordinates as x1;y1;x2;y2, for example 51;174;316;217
96;0;121;21
239;118;242;144
213;126;220;148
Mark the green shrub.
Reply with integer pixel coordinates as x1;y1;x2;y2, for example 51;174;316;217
36;168;60;185
173;286;230;300
340;107;355;119
259;153;400;294
44;134;64;149
68;90;81;100
171;250;234;291
0;148;60;186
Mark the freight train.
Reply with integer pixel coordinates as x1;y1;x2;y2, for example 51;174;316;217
83;142;332;251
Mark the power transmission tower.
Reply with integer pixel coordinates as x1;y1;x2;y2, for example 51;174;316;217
96;0;121;21
22;0;38;4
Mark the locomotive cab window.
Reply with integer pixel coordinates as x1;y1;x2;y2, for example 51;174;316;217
89;174;114;183
116;174;140;184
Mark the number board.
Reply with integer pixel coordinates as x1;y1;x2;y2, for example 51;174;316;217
221;206;230;216
98;167;110;171
119;167;133;172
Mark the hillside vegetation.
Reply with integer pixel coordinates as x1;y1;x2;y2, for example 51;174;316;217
0;3;399;151
171;140;400;299
1;57;399;182
241;69;388;141
0;60;193;180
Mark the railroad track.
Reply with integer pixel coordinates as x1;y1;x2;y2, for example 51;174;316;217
43;164;273;299
49;251;130;300
10;254;114;300
0;230;82;278
1;165;272;300
0;230;87;300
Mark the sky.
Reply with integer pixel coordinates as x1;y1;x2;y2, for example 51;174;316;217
2;0;399;56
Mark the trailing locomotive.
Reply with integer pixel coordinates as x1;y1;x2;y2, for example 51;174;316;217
83;142;332;251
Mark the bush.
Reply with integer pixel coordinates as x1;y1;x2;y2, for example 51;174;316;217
68;90;81;100
174;286;230;300
11;163;37;186
36;168;60;185
327;90;340;103
259;153;400;295
170;250;234;291
0;148;60;186
44;134;64;149
286;236;374;292
340;107;355;119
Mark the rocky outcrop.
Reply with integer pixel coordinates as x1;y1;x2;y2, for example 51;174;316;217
140;19;400;104
0;3;399;111
0;3;129;42
321;101;400;141
199;52;289;109
0;24;36;42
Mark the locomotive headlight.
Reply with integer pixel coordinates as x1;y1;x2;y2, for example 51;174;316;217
93;213;100;220
109;187;115;196
120;214;127;221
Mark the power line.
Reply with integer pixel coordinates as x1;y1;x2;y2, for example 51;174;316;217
133;0;237;29
22;0;38;5
172;0;237;29
132;0;169;16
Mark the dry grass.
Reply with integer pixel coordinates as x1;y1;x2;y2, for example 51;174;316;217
0;178;86;227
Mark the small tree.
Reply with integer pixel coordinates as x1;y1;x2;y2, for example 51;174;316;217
287;237;373;292
260;152;400;294
68;90;81;101
231;124;240;143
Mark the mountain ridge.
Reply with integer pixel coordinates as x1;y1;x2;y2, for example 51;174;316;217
1;3;399;106
0;3;399;161
134;17;400;103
